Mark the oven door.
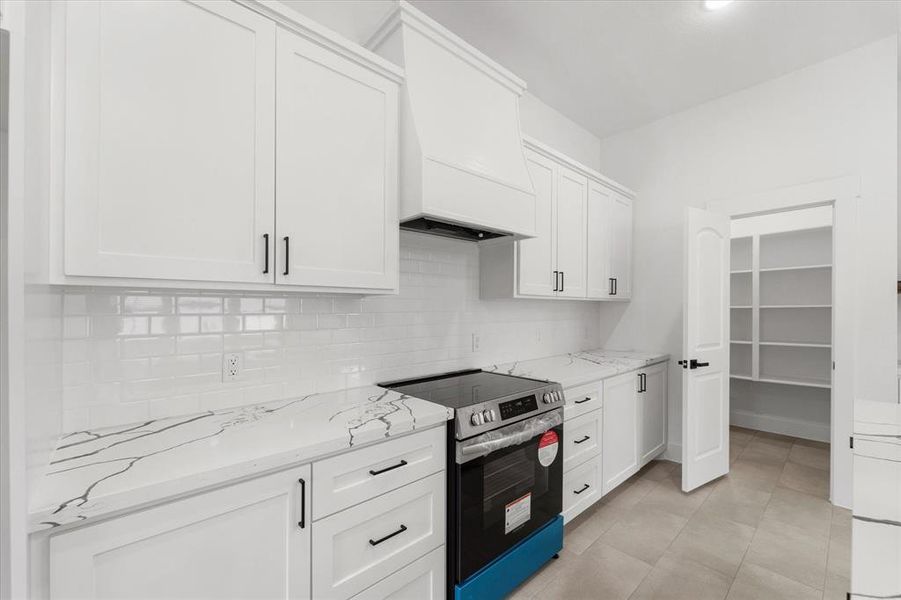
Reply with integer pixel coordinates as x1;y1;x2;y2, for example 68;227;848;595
454;409;563;583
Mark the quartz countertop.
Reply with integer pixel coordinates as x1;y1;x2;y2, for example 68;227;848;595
28;386;452;533
487;349;670;389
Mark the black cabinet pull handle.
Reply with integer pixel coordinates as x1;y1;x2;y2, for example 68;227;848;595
369;460;408;476
369;524;407;546
553;270;559;292
297;478;306;529
609;278;615;295
642;373;647;392
263;234;270;274
573;483;590;495
560;271;564;292
283;236;290;276
613;278;618;295
573;435;591;444
574;397;591;405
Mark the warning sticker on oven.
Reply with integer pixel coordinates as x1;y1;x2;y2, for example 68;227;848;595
505;493;531;534
537;430;559;467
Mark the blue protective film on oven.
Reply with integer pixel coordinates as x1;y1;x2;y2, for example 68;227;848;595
455;514;563;600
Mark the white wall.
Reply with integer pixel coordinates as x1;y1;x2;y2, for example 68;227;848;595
2;1;64;596
595;38;898;458
278;0;603;172
62;232;601;431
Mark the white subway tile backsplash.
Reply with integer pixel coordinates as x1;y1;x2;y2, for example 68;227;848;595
61;232;602;431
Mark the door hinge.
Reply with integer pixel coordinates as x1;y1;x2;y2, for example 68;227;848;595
849;436;854;449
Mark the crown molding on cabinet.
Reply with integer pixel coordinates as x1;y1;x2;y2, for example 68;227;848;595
522;136;636;199
366;0;526;95
237;0;405;84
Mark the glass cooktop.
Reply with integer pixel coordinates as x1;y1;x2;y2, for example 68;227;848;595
381;370;549;410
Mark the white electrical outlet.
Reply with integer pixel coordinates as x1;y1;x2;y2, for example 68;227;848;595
222;352;242;382
471;333;481;353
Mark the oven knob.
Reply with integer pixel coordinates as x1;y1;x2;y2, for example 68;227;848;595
542;393;551;404
470;412;484;426
554;391;562;402
483;409;496;422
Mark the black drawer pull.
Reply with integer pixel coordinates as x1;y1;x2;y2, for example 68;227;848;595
369;460;408;476
573;435;591;445
369;524;407;546
573;483;590;495
574;397;592;405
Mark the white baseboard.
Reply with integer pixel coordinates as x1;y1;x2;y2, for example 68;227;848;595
662;443;681;463
730;409;830;443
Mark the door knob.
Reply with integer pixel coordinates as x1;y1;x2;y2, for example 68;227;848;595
689;359;709;369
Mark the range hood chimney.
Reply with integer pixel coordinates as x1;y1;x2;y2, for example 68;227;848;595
367;1;537;241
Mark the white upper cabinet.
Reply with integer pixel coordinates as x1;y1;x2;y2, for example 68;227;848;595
555;165;588;298
587;184;633;300
63;0;276;284
608;192;633;299
275;28;398;291
56;1;401;293
517;150;557;296
481;138;633;301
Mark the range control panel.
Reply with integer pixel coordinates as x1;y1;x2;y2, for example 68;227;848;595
499;395;538;421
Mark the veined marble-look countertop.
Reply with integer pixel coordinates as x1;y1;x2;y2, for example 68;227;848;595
487;349;670;389
28;386;452;533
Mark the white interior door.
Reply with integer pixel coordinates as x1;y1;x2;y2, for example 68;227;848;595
681;207;730;492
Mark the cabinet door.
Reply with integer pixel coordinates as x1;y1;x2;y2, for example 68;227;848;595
608;193;633;299
602;372;639;495
517;149;557;297
276;29;398;291
555;165;588;298
64;1;275;283
639;363;668;465
50;464;311;600
586;181;612;298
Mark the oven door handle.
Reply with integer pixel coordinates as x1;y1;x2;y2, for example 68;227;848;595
456;409;563;464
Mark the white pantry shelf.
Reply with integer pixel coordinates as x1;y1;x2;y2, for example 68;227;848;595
758;264;831;273
730;340;752;345
731;305;752;309
759;341;831;349
730;269;752;275
760;304;832;309
756;376;832;390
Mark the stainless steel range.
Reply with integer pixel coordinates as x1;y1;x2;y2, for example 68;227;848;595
382;369;565;600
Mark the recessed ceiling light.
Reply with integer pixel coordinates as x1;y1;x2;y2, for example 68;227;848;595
703;0;735;10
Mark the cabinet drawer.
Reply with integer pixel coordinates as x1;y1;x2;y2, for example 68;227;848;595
563;410;601;472
563;382;602;421
313;426;446;520
562;455;601;524
313;472;445;599
351;546;444;600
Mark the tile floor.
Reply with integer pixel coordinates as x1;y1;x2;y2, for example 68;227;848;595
510;427;850;600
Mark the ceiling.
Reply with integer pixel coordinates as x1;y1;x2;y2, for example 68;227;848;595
281;0;899;139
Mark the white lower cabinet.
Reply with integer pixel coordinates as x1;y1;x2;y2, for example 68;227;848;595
312;472;445;599
351;546;445;600
45;428;447;600
639;363;668;464
49;464;312;600
562;454;602;523
562;382;603;524
602;364;669;495
602;371;640;495
563;410;601;472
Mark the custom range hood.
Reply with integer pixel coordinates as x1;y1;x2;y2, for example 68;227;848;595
367;1;537;241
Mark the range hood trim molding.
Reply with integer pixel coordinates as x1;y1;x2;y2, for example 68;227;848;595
366;1;527;96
